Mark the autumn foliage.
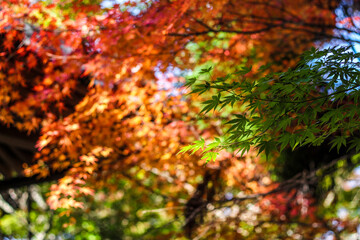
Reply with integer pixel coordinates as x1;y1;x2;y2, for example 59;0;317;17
0;0;358;238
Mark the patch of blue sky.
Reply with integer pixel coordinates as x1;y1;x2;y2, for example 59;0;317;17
155;65;190;97
101;0;149;15
319;1;360;52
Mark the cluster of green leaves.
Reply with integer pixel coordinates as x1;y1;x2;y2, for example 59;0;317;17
182;46;360;160
317;154;360;237
0;172;179;240
178;137;220;162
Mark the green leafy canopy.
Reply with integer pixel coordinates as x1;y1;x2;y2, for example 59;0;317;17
181;46;360;161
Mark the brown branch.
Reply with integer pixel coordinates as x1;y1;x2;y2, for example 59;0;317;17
0;169;68;192
168;26;275;37
219;152;356;205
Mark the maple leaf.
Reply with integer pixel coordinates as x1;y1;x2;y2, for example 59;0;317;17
79;155;98;165
0;1;357;238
